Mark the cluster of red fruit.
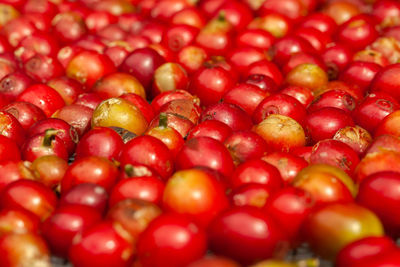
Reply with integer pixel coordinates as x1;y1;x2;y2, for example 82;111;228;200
1;0;400;266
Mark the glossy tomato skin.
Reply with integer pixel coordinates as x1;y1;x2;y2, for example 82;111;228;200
336;236;397;267
208;206;287;264
175;137;235;178
357;171;400;236
69;221;135;267
119;135;174;181
137;214;208;267
163;168;229;227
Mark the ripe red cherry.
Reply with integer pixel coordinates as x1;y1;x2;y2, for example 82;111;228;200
0;233;51;267
59;183;108;214
28;118;79;155
0;179;57;221
21;130;69;162
16;84;65;117
357;171;400;236
223;83;269;116
66;50;116;89
308;90;356;114
151;89;199;114
339;61;381;93
370;63;400;102
175;137;235;178
187;120;232;142
298;12;337;36
0;111;26;147
0;160;34;192
271;35;316;67
253;93;307;126
109;176;165;207
262;152;308;185
137;213;207;267
224;130;269;164
235;29;275;50
41;204;102;257
163;168;229;227
75;127;124;161
52;104;94;137
121;47;166;90
229;159;282;191
0;71;33;101
189;66;235;107
0;208;40;235
227;47;268;76
200;103;253;131
52;12;87;43
244;74;278;93
245;60;283;86
352;92;400;134
305;107;355;142
322;44;354;79
2;101;46;130
23;54;64;83
335;14;379;51
310;139;360;176
229;183;272;208
61;156;118;194
69;221;135;267
336;236;397;267
208;206;286;264
264;187;314;241
119;135;174;180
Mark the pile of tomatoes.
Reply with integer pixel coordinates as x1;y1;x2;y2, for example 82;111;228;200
2;0;400;266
